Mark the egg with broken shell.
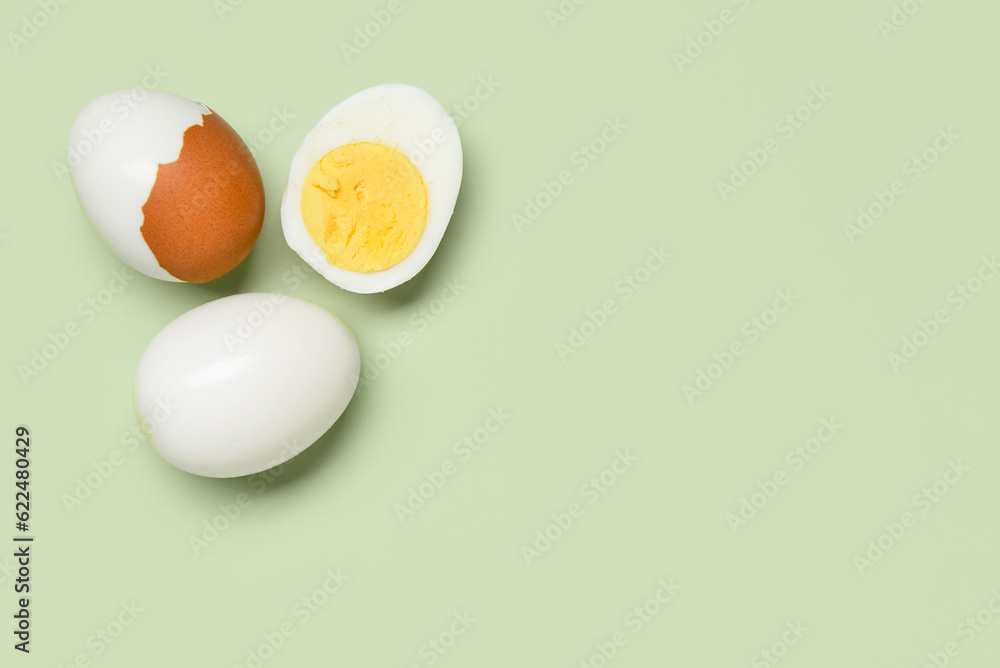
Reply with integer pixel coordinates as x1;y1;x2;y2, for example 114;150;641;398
69;89;265;283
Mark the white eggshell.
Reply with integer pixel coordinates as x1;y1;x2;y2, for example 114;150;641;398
134;293;360;478
281;83;463;293
69;90;210;282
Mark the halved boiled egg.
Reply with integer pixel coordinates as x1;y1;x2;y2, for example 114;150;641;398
69;90;265;283
281;84;462;293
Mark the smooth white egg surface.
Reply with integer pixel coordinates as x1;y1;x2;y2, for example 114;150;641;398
281;83;463;293
134;293;360;478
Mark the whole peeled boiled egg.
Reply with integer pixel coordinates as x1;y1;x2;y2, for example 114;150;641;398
134;293;360;478
281;84;463;293
69;90;265;283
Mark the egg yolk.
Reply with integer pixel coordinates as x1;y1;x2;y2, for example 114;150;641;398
300;142;428;273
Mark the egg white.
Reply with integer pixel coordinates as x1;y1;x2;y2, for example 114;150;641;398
281;83;463;293
134;293;360;478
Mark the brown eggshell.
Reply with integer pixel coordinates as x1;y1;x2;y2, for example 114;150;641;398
140;110;264;284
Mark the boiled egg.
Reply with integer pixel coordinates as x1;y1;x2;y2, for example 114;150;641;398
69;90;265;283
281;84;462;293
134;293;359;478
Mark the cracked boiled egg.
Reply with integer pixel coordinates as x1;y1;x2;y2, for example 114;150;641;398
281;84;462;293
69;90;265;283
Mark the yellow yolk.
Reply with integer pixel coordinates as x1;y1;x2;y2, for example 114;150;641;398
300;142;428;273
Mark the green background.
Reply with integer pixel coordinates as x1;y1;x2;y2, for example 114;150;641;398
3;0;999;665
